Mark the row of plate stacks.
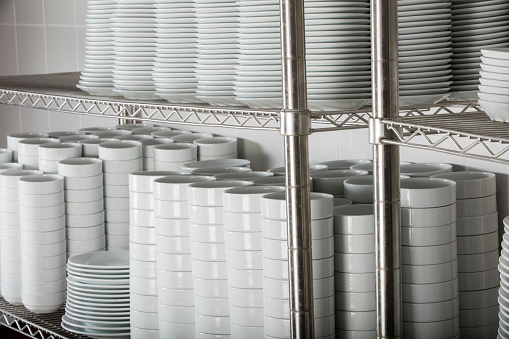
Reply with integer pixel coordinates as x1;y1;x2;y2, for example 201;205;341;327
499;217;509;339
450;0;509;97
61;251;130;338
112;0;158;100
478;48;509;123
398;0;453;106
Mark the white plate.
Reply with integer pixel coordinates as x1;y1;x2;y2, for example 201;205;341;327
61;316;130;337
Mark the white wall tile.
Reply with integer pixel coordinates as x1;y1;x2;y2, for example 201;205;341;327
337;129;373;160
0;25;18;76
46;26;79;73
74;0;87;26
0;0;15;24
14;0;44;25
44;0;75;26
16;25;47;75
76;26;86;70
235;129;284;170
48;111;82;132
0;105;21;148
309;131;340;165
19;106;50;133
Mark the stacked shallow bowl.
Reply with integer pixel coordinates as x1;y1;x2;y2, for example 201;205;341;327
112;0;158;100
261;192;335;339
18;174;66;313
400;177;460;339
433;171;499;338
398;0;453;106
77;0;117;96
62;251;130;338
193;137;238;161
38;142;82;174
478;48;509;122
450;0;509;94
311;169;368;198
0;149;12;164
17;138;59;170
7;132;49;163
153;143;198;171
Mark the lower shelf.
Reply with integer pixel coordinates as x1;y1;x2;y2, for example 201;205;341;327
0;298;90;339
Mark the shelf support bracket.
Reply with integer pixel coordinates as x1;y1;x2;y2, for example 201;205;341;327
371;0;402;338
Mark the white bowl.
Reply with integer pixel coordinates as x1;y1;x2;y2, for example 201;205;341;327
478;99;509;122
19;216;65;232
21;265;66;282
21;239;66;257
264;237;334;261
105;196;129;211
158;304;196;323
191;259;227;280
67;224;105;240
458;230;498;255
58;134;99;143
103;172;129;186
115;134;154;142
402;222;456;247
130;208;155;226
312;169;368;195
0;163;23;172
98;140;142;161
456;194;497;217
335;291;376;312
333;204;374;235
7;132;49;150
105;222;128;236
401;204;456;227
457;212;498;236
225;230;262;251
263;255;333;280
459;286;498;310
57;157;103;177
152;129;191;138
431;171;496;199
17;154;38;169
92;129;132;138
402;260;458;284
157;235;191;255
402;241;457;265
199;153;238;161
78;138;111;157
21;277;66;294
48;131;80;138
21;228;65;245
188;180;254;207
400;178;456;208
157;252;193;272
223;186;284;213
129;191;153;210
458;249;499;273
215;171;274;181
223;211;262;232
158;270;194;289
130;276;157;296
459;305;499;328
19;191;64;207
191;166;252;176
228;287;263;308
129;170;183;193
403;298;459;323
64;174;103;190
106;234;128;248
229;305;264;327
37;159;59;173
194;295;230;317
79;126;113;134
103;184;129;197
227;267;263;289
403;279;458;304
130;293;159;313
132;126;169;136
261;192;334;220
403;316;459;339
172;133;213;143
193;137;237;157
130;310;159;330
38;142;82;161
194;313;231;335
17;138;59;157
190;223;225;243
156;218;190;237
268;164;327;176
334;252;375;274
478;91;509;104
191;241;226;261
155;200;189;219
0;169;42;189
335;233;375;254
140;138;174;157
130;242;157;262
102;157;143;173
19;203;65;220
460;268;499;291
130;225;156;245
18;174;64;195
262;217;333;240
22;291;65;314
264;315;291;337
158;286;194;307
155;160;195;172
65;186;103;202
335;310;376;331
67;235;105;253
153;143;198;162
181;159;250;173
318;159;372;170
66;211;104;227
251;175;286;187
399;163;453;177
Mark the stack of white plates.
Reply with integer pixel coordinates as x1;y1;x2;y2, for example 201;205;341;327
398;0;453;106
153;143;198;171
7;132;49;162
18;174;66;313
77;0;118;96
223;186;284;337
311;169;368;198
58;158;106;258
0;169;42;305
112;0;158;100
154;0;200;104
261;192;335;339
195;0;242;106
305;0;371;111
17;138;59;170
400;178;460;339
333;204;376;338
37;142;83;174
187;180;253;338
478;48;509;122
62;251;130;338
153;175;216;339
499;217;509;338
193;137;238;161
450;0;509;94
433;171;499;338
99;140;143;249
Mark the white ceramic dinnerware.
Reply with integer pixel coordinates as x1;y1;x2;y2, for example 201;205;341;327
17;138;59;170
193;137;238;161
0;148;12;163
153;143;198;171
478;48;509;122
7;132;49;162
181;158;250;174
318;159;372;170
311;169;368;197
38;142;83;173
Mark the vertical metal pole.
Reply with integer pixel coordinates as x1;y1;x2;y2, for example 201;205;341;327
279;0;314;338
370;0;402;338
118;106;137;125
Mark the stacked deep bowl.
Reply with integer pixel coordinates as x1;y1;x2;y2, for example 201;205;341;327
38;142;83;174
187;180;253;337
0;149;12;164
62;251;130;338
478;48;509;122
18;174;66;313
333;204;376;338
261;192;336;339
400;177;460;339
0;169;42;305
99;140;143;249
58;158;106;258
433;171;499;338
137;138;173;170
153;175;216;339
7;132;49;162
79;138;113;157
181;158;251;174
153;143;198;171
311;169;368;198
193;137;238;161
223;186;284;337
17;138;59;170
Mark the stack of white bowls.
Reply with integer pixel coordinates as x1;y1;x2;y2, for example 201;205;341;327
152;175;216;339
131;126;169;136
0;149;12;164
18;174;66;313
398;0;453;106
433;171;499;338
311;169;368;198
115;134;156;170
112;0;157;100
93;129;132;139
261;192;335;339
78;138;111;157
450;0;509;93
215;171;274;181
77;0;117;96
333;204;375;338
99;140;143;248
193;137;238;161
400;163;453;177
181;158;251;174
317;159;371;171
152;129;191;139
153;143;198;171
38;142;83;174
187;180;253;338
0;163;23;173
115;134;154;143
195;0;241;106
139;138;174;170
58;158;106;258
7;132;49;162
153;0;200;104
62;251;130;338
0;169;41;305
499;216;509;338
223;186;284;337
400;177;460;339
17;138;59;170
478;48;509;122
171;133;213;144
59;134;99;143
129;171;179;339
343;175;410;204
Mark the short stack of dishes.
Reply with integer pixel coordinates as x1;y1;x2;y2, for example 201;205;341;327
99;140;143;249
0;149;12;164
223;185;285;337
450;0;509;94
152;175;216;339
433;171;499;338
499;216;509;338
62;251;130;338
38;142;83;174
7;132;49;162
112;0;158;100
79;138;113;157
400;163;453;178
333;204;376;338
195;0;241;106
400;177;460;339
139;138;174;170
187;180;253;338
311;169;368;198
261;192;335;339
171;132;213;144
153;0;201;104
0;169;41;305
398;0;453;106
17;138;59;170
18;174;66;313
153;143;198;171
59;134;99;143
58;158;106;258
77;0;118;96
478;48;509;122
0;163;23;173
193;137;238;161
